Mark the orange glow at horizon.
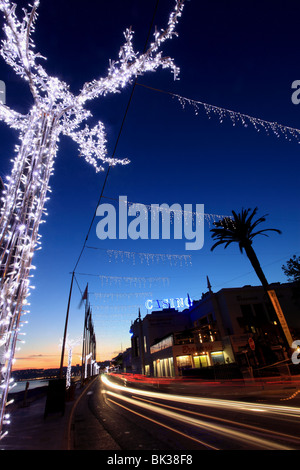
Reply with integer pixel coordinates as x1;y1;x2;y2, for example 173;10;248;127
12;345;113;370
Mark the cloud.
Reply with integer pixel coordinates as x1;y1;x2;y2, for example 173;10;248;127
17;354;59;360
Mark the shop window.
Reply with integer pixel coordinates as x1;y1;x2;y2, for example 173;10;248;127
155;359;162;377
211;351;225;365
193;355;201;368
193;354;209;368
176;355;192;369
168;357;175;376
200;355;209;367
154;358;174;377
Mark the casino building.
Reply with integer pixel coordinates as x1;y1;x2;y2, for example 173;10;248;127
128;280;300;377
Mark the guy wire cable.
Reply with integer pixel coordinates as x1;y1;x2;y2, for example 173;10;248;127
72;0;160;274
59;2;161;374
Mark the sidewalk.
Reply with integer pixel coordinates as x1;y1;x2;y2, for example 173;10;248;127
0;377;100;450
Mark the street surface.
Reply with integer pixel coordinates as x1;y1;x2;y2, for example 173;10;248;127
71;374;300;451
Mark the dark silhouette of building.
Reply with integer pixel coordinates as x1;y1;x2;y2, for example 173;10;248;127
127;280;300;377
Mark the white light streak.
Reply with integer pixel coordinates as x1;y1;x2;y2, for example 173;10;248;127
106;390;291;450
101;375;300;419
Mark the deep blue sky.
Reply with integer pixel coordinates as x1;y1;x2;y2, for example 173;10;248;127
0;0;299;366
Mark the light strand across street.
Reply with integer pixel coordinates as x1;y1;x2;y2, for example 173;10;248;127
137;83;300;144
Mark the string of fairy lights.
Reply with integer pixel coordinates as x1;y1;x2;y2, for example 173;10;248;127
101;195;231;225
136;83;300;144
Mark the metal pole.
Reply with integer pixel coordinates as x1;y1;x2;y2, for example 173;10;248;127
59;271;75;379
81;300;88;384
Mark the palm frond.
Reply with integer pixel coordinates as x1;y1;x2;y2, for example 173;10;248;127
210;207;281;252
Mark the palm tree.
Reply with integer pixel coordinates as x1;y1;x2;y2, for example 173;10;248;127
210;207;281;291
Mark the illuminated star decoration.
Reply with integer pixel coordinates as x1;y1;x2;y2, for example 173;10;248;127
0;0;185;438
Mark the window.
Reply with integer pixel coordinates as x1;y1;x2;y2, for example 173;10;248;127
253;303;267;324
240;304;255;332
197;323;220;343
211;351;225;365
194;354;209;368
154;358;174;377
176;355;192;369
150;335;173;354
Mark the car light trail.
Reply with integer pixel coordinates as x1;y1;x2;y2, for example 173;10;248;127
133;395;300;446
106;395;219;450
105;390;291;450
101;374;300;419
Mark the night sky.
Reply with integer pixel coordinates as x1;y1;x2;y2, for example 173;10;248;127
0;0;299;367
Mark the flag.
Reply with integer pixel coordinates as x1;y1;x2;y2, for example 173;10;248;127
79;284;88;308
82;284;88;300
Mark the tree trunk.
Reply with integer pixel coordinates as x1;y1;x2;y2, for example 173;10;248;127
0;109;59;433
243;242;269;292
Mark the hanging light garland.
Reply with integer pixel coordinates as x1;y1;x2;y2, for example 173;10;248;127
93;291;153;300
102;196;231;226
85;244;193;265
106;248;192;266
137;83;300;144
75;272;169;288
98;274;169;288
92;304;142;313
0;0;186;438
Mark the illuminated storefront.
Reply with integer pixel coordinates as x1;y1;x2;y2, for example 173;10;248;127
127;282;300;377
150;335;175;377
149;337;227;377
130;308;191;375
153;357;175;377
193;353;209;368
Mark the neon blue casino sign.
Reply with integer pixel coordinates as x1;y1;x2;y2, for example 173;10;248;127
145;296;193;310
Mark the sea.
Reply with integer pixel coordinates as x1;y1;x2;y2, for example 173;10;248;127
9;379;49;394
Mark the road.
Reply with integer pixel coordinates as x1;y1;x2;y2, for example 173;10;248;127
71;374;300;451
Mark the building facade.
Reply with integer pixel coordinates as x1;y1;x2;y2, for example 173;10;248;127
129;308;191;375
127;281;300;377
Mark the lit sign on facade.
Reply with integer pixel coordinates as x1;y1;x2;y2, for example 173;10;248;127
145;296;193;310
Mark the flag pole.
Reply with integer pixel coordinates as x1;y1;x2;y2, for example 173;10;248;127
59;271;75;379
81;284;89;384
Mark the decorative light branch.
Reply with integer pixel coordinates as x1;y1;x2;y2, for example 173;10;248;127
0;0;185;438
